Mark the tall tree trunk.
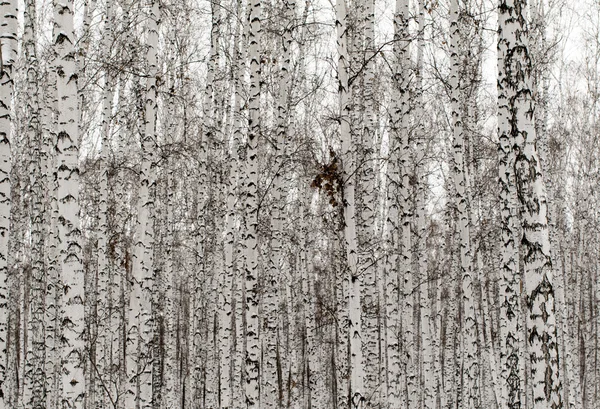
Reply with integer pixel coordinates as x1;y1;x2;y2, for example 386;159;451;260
164;161;177;409
358;0;379;401
126;1;159;407
263;1;296;407
415;1;434;408
43;39;61;409
53;0;85;407
0;0;17;404
336;0;364;406
394;0;415;407
223;3;246;407
96;1;114;405
245;0;262;405
497;0;525;406
25;0;47;406
384;2;403;404
334;234;349;409
499;0;563;407
230;3;249;405
449;1;480;407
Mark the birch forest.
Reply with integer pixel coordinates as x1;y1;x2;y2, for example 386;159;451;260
1;0;600;408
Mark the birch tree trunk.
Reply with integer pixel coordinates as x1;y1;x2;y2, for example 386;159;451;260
24;0;46;406
230;3;249;405
394;1;416;407
334;233;349;409
126;1;159;407
96;1;114;405
557;242;582;409
245;0;261;405
163;160;177;409
499;0;562;407
497;0;524;406
532;1;578;407
113;67;132;409
449;1;480;407
204;8;234;409
263;1;296;407
43;40;61;409
223;3;247;406
384;0;406;404
53;0;85;407
358;0;379;401
336;0;364;406
0;0;17;404
415;2;434;408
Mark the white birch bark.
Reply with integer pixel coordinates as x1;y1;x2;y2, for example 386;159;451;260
224;6;246;406
191;76;208;409
126;1;159;407
287;255;301;409
222;138;237;409
336;0;364;406
43;42;61;409
230;3;249;405
557;239;582;409
53;0;85;406
96;1;114;405
499;0;562;406
0;0;17;404
334;235;349;409
385;0;412;406
203;2;233;407
196;1;224;407
113;70;131;409
415;2;434;408
205;214;219;408
164;163;177;409
395;0;416;407
384;2;402;397
449;1;480;407
359;0;379;402
497;0;524;406
245;0;261;404
24;0;46;406
532;1;578;407
301;232;314;408
384;118;400;408
555;251;579;409
263;0;295;407
8;210;27;409
446;269;461;409
301;195;323;408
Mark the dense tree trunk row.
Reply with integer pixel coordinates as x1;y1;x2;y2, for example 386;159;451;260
0;0;598;408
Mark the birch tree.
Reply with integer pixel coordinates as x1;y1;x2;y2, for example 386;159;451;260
357;0;379;400
498;0;562;407
449;1;480;407
384;0;414;406
263;0;296;407
497;0;524;406
53;0;86;407
415;1;435;407
245;0;262;405
24;0;46;406
335;0;365;407
126;1;159;407
95;0;113;405
43;40;61;409
397;0;416;407
0;0;17;404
